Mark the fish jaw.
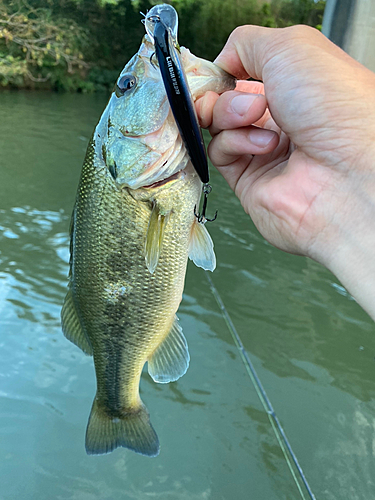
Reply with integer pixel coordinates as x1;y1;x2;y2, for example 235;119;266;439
182;47;236;99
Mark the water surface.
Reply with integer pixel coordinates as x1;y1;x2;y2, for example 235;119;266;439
1;91;375;500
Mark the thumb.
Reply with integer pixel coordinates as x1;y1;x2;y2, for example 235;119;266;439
214;25;276;81
214;25;338;83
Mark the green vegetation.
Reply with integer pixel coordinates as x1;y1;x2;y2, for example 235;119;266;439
0;0;325;91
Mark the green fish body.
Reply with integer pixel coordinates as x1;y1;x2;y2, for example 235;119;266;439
61;35;235;457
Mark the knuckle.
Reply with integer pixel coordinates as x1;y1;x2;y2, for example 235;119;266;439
231;26;248;39
281;24;321;43
229;25;259;42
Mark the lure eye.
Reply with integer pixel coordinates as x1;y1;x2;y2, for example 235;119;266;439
116;75;136;96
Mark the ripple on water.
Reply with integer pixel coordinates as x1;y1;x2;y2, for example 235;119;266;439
0;206;70;325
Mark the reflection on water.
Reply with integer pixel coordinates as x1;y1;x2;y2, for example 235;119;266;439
0;91;375;500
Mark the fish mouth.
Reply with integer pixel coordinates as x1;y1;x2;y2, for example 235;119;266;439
143;170;182;189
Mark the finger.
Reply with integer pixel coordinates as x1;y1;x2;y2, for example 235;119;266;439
235;80;264;94
209;90;268;136
214;25;337;82
231;82;277;133
195;81;265;130
211;135;290;203
211;154;253;194
214;25;272;80
195;91;219;129
208;125;279;167
211;129;290;197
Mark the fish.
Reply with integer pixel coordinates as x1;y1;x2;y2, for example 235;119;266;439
61;31;235;457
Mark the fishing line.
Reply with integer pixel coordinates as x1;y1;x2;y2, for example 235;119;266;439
205;272;316;500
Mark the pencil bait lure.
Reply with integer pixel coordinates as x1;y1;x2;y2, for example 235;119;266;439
144;4;217;224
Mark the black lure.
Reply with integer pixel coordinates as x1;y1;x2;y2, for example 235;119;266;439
151;18;217;223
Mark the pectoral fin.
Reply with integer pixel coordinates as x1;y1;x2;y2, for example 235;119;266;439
188;220;216;271
144;203;170;274
148;315;189;383
61;289;93;355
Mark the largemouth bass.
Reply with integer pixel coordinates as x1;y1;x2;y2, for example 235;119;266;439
61;25;235;457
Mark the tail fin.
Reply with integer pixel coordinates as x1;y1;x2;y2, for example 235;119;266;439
85;398;160;457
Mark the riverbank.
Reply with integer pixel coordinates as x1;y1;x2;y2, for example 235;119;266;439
0;0;325;92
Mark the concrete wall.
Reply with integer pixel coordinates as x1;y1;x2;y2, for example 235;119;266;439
322;0;375;72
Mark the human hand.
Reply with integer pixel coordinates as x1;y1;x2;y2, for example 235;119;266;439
196;25;375;317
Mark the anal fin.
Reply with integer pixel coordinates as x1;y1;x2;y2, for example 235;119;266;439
148;315;189;383
61;289;93;355
188;220;216;272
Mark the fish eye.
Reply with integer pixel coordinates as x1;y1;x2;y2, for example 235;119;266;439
116;74;136;96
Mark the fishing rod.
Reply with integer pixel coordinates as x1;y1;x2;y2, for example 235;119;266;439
205;273;317;500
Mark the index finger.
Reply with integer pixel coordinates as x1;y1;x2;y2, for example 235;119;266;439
195;81;266;133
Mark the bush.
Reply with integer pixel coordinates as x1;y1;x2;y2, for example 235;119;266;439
0;0;89;88
0;0;326;91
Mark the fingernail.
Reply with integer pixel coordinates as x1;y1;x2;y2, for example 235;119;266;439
248;128;275;148
230;94;258;116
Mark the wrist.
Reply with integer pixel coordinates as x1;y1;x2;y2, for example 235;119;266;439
324;230;375;321
310;160;375;319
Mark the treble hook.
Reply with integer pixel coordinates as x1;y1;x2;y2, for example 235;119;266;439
194;183;217;224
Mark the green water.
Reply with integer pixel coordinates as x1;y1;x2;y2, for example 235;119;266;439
1;91;375;500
